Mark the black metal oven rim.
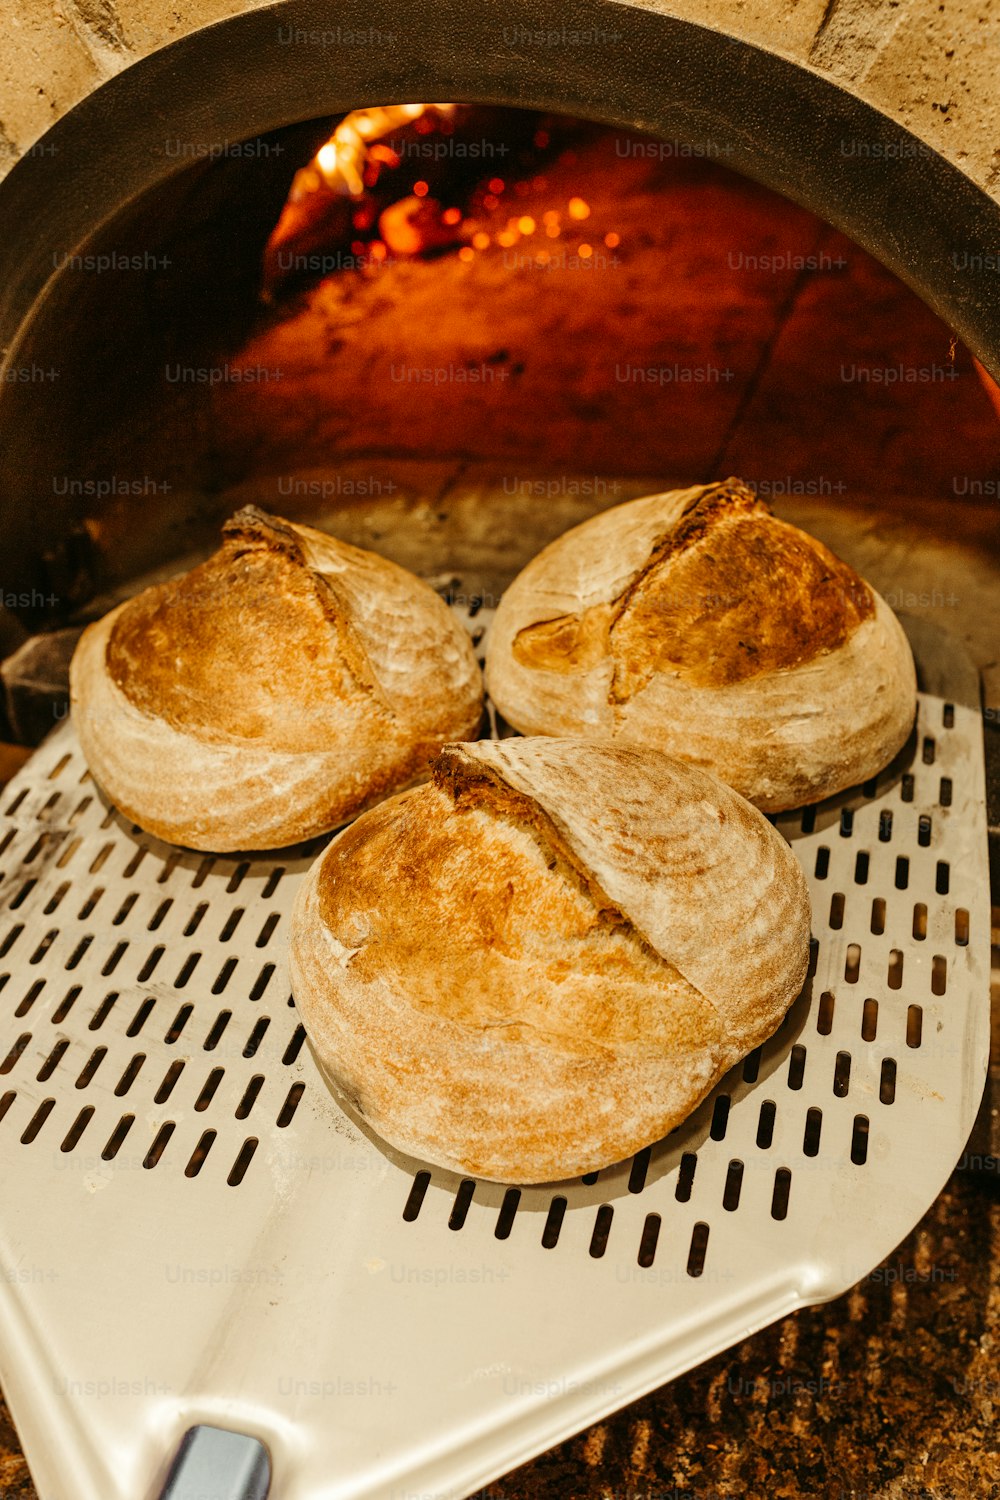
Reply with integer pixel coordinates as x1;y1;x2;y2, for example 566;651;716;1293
0;0;999;380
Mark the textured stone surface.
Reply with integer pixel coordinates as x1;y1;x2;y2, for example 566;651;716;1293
1;626;81;744
205;138;999;504
1;0;1000;206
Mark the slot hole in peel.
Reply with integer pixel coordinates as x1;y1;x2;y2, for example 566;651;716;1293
164;1004;192;1043
541;1195;567;1248
709;1095;730;1140
76;1047;106;1088
495;1187;521;1240
880;1058;897;1104
638;1213;661;1267
403;1171;431;1223
195;1068;224;1111
0;1034;30;1076
51;985;80;1023
11;983;42;1025
235;1075;264;1120
628;1145;651;1193
143;1121;175;1169
112;892;137;924
155;1060;185;1104
37;1039;69;1082
675;1151;697;1201
283;1025;306;1065
88;993;117;1030
907;1006;924;1049
802;1108;823;1157
756;1101;776;1150
686;1221;709;1275
722;1159;744;1210
60;1106;95;1152
250;964;276;1001
589;1204;613;1258
114;1054;145;1097
771;1168;792;1221
185;1130;217;1178
816;992;835;1036
227;1137;258;1186
102;1114;135;1161
851;1116;870;1165
20;1098;55;1144
276;1082;305;1127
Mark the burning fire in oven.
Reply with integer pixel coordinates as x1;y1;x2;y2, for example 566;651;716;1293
262;103;622;298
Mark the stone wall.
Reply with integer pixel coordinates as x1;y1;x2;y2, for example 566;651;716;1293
2;0;999;201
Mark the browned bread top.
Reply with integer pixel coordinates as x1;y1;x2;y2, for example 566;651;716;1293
510;479;875;692
291;738;812;1180
107;508;393;751
70;506;484;850
484;480;915;811
316;775;713;1060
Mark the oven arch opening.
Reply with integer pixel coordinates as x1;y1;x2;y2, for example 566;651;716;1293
1;0;999;376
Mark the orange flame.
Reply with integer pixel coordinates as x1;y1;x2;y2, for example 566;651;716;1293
294;104;457;203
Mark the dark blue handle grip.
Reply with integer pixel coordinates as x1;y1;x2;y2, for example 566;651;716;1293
159;1425;271;1500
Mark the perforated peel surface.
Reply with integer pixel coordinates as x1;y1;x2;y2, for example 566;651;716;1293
0;607;989;1500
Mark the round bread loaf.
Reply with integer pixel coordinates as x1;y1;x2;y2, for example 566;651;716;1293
289;737;811;1182
69;506;483;850
484;479;916;811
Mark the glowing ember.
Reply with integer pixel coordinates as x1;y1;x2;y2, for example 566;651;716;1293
262;106;597;295
379;195;464;257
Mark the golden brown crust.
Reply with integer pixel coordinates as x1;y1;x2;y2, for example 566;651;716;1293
488;480;914;811
107;510;392;751
315;780;707;1056
511;480;875;692
73;506;484;850
291;737;812;1182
